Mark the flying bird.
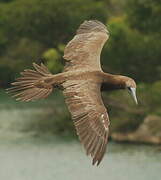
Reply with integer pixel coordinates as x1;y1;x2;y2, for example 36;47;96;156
7;20;138;165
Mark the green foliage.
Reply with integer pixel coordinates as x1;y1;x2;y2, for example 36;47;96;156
1;0;160;84
43;48;63;74
139;81;161;114
0;0;107;48
0;65;15;87
0;0;13;2
126;0;161;34
0;38;44;86
0;0;107;86
102;17;161;82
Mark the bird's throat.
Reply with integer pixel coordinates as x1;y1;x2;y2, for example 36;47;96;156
101;73;126;91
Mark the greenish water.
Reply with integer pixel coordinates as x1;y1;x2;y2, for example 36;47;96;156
0;137;161;180
0;89;161;180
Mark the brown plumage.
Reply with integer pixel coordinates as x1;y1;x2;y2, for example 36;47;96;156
7;20;138;166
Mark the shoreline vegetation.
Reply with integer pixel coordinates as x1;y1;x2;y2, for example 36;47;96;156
1;89;161;145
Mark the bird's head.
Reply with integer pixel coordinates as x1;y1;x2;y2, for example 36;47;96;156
124;77;138;104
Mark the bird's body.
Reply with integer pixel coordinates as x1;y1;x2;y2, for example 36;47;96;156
7;20;137;165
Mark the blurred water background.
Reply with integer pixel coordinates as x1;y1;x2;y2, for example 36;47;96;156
0;138;161;180
0;89;161;180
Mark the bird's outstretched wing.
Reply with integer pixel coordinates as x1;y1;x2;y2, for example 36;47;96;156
63;20;108;72
63;79;110;165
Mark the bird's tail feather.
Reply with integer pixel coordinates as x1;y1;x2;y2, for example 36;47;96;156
6;63;53;102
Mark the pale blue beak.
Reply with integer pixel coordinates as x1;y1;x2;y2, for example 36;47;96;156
128;87;138;105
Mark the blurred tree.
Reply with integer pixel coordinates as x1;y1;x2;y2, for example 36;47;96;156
0;0;107;86
0;0;107;49
0;65;15;87
0;0;160;85
100;0;128;15
0;38;45;86
102;17;161;82
126;0;161;34
43;48;63;74
0;0;14;2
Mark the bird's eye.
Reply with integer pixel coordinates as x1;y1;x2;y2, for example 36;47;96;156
127;87;132;91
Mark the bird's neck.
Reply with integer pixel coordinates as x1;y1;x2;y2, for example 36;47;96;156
101;73;126;91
